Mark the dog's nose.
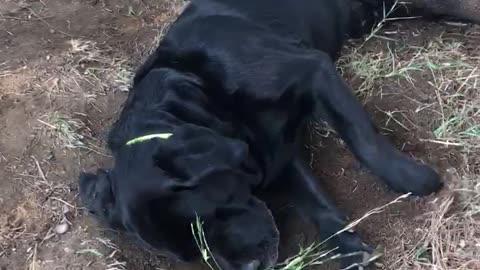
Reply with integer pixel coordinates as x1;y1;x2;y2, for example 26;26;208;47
239;260;260;270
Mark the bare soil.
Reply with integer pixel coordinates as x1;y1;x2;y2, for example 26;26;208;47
0;1;477;270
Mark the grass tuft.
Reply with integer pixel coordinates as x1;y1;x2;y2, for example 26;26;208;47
38;112;87;149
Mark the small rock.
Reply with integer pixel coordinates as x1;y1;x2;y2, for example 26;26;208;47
54;223;69;235
459;239;466;249
446;167;457;174
64;247;74;254
47;151;55;161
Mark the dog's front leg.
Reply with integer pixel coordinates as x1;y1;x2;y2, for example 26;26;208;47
275;159;374;269
299;53;443;196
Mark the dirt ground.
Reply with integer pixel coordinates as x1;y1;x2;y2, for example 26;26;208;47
0;1;479;270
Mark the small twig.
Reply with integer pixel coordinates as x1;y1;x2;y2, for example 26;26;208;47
385;16;422;21
50;197;75;209
39;228;55;246
37;119;57;129
334;193;412;239
376;107;411;131
362;0;400;46
1;15;54;21
77;248;104;257
420;139;463;146
31;156;47;182
28;244;38;270
456;66;478;94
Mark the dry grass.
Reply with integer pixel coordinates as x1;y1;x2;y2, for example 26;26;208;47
144;0;188;56
35;110;111;156
0;171;76;257
0;14;133;270
0;34;129;257
23;38;135;108
339;16;480;270
341;36;480;149
37;111;87;149
389;169;480;269
67;39;134;93
0;193;47;246
338;46;421;97
397;40;479;149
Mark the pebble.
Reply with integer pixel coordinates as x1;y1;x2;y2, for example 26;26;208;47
54;223;69;235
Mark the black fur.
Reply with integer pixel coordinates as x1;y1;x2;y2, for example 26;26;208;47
79;1;443;269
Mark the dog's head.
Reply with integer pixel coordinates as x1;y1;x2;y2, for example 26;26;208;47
79;128;279;270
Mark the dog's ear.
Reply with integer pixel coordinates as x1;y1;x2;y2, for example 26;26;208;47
152;129;258;189
133;42;208;87
79;169;121;228
133;45;176;85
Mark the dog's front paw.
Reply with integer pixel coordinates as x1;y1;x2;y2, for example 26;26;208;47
384;157;443;196
335;230;379;270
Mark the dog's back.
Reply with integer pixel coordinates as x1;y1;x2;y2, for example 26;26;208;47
177;0;368;57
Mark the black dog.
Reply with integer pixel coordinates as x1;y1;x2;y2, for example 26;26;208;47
79;0;443;269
